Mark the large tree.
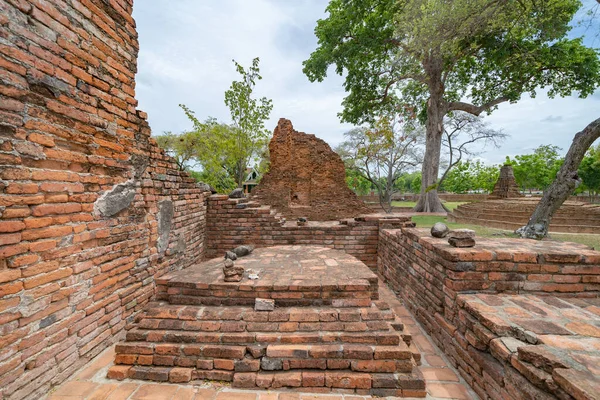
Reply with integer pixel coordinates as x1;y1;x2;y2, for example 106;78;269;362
336;116;422;212
303;0;600;212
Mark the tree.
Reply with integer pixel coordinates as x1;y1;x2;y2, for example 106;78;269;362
395;171;422;194
506;145;564;193
224;57;273;187
519;118;600;238
155;114;240;193
579;143;600;201
336;116;423;212
155;130;199;171
438;112;507;191
303;0;600;212
345;168;374;196
441;160;499;193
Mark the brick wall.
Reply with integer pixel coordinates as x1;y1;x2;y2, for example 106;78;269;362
377;228;600;399
206;195;412;270
0;1;209;399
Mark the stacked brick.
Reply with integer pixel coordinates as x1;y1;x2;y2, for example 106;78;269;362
378;227;600;400
0;1;209;399
206;195;414;270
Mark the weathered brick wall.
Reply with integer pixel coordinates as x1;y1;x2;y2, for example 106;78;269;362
377;228;600;399
206;195;412;270
0;1;209;399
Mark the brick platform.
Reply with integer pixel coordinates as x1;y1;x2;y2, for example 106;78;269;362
108;246;426;397
456;294;600;399
378;227;600;400
157;246;379;307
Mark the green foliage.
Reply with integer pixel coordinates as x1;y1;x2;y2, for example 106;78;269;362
441;160;499;194
345;169;373;196
224;57;273;187
303;0;600;125
154;115;240;193
155;57;273;193
578;143;600;200
505;145;564;192
395;171;422;194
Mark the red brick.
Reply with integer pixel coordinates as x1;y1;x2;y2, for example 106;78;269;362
0;220;26;233
106;365;130;380
169;367;192;383
325;371;371;389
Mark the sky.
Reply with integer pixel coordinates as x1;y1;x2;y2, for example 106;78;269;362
132;0;600;166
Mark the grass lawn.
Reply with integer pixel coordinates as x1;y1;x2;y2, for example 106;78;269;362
391;201;467;212
411;215;600;250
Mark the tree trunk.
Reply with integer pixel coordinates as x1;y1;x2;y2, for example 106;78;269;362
414;80;449;213
518;117;600;239
379;189;392;213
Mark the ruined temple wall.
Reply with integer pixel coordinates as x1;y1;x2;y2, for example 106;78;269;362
206;195;412;270
252;118;372;221
377;228;600;399
0;1;209;399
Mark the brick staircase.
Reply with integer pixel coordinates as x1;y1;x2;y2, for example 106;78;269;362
107;246;426;396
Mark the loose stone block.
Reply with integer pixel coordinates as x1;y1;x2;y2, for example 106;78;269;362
448;229;476;239
448;237;476;248
255;298;275;311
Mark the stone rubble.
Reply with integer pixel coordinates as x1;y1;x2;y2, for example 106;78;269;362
447;229;476;248
430;222;449;238
233;245;255;257
229;188;245;198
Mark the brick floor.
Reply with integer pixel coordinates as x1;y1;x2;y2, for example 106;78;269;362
45;281;477;400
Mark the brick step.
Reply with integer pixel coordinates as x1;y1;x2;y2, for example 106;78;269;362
165;294;376;308
157;267;379;307
125;329;412;348
108;366;426;397
114;342;415;373
136;303;395;327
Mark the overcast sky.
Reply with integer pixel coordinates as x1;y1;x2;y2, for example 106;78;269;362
132;0;600;165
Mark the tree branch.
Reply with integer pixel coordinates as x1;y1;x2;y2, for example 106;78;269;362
447;96;509;116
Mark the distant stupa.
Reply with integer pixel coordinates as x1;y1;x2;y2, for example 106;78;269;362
489;165;523;199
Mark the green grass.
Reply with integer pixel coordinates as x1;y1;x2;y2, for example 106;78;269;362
411;215;600;250
391;201;467;212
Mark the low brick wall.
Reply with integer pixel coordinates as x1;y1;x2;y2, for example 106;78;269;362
206;195;412;270
377;228;600;399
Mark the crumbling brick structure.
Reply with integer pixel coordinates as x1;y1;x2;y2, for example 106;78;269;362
489;165;522;199
0;2;209;399
252;118;371;221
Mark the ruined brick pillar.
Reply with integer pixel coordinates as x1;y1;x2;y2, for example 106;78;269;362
252;118;371;220
0;2;209;398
